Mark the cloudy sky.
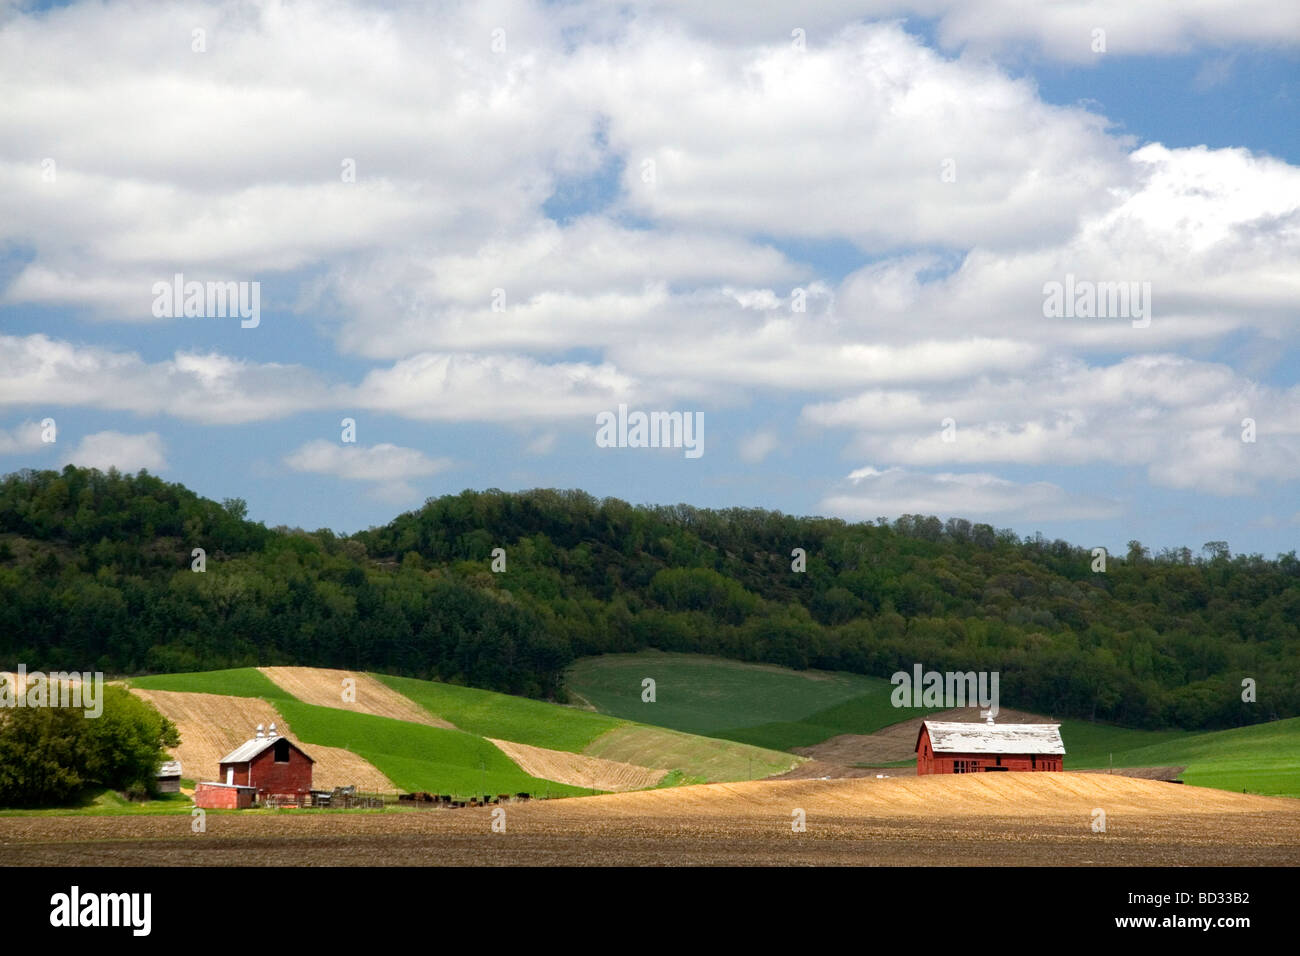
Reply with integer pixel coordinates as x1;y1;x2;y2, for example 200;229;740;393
1;0;1298;555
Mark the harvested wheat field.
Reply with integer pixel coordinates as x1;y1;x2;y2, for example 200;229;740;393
487;738;666;791
3;773;1297;866
129;689;394;792
559;770;1276;818
257;667;454;728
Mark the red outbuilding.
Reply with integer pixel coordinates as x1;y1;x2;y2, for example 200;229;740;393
192;782;257;809
194;723;314;809
916;720;1064;775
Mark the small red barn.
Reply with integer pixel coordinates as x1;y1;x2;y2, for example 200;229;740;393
192;782;257;809
194;723;314;808
916;720;1064;775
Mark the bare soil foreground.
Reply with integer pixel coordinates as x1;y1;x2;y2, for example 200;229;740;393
3;774;1297;866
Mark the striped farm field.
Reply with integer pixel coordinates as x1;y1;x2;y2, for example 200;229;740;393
373;671;804;780
271;702;591;798
374;673;622;752
124;667;803;794
583;724;803;781
567;651;928;750
125;669;589;797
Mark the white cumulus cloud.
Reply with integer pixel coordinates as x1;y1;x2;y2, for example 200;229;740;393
63;431;166;473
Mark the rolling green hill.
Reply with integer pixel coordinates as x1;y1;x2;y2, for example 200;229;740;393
568;651;940;749
373;671;802;781
374;673;622;752
1062;717;1300;797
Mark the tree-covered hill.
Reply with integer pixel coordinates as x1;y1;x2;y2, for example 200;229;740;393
2;466;1296;730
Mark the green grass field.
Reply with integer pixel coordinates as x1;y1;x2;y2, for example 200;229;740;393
374;673;623;752
1063;717;1300;797
0;789;195;817
584;724;802;781
1059;720;1193;766
376;671;803;780
567;651;937;749
128;667;293;701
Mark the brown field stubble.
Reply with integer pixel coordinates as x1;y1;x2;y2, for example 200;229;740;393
2;774;1296;866
256;667;455;728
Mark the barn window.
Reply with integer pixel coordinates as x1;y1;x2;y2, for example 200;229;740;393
274;738;290;763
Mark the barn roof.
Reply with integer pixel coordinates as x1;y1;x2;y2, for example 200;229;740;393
918;721;1065;755
219;734;314;765
157;760;182;778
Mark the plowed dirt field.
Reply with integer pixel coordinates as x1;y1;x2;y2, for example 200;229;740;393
4;773;1296;866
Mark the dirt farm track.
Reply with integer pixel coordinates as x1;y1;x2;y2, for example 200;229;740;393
3;774;1298;866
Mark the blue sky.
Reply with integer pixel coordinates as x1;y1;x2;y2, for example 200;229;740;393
1;1;1297;558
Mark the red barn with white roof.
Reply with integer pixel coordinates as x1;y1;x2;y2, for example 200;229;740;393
194;723;314;808
916;720;1065;774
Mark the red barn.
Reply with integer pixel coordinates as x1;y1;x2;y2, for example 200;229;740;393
916;720;1064;775
194;723;314;808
